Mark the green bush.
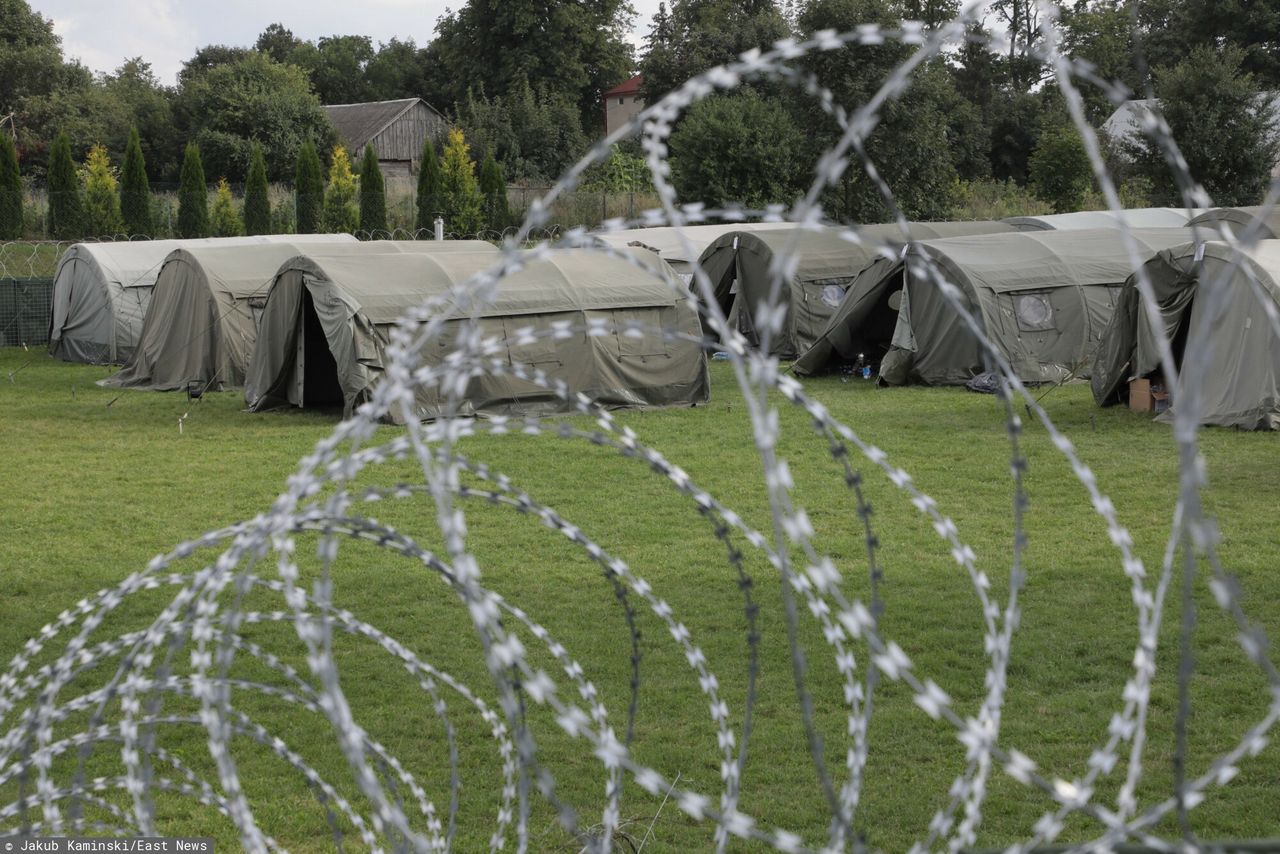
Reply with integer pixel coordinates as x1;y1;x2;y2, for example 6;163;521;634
946;178;1052;220
1029;125;1094;213
270;195;296;235
668;90;805;209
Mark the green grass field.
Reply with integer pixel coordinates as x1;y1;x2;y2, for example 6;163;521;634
2;347;1278;852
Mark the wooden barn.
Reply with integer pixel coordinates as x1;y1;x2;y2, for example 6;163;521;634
323;98;449;177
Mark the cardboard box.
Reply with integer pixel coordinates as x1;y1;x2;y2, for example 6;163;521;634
1129;378;1152;412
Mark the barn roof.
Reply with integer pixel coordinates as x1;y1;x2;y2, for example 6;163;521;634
323;98;437;153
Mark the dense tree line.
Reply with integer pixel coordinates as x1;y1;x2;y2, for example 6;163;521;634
0;0;1275;230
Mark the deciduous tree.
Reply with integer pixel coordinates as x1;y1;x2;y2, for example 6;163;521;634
175;52;334;182
431;0;635;124
668;89;805;208
1029;124;1092;212
640;0;790;101
1134;45;1279;206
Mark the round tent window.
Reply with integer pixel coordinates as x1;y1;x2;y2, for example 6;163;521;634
820;284;846;308
1014;292;1055;331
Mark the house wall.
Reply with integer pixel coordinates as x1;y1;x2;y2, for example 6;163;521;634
605;93;644;137
366;103;449;173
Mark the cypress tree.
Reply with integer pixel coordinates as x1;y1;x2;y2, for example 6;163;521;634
243;143;270;235
415;137;444;232
0;133;22;240
120;127;152;235
177;142;209;238
210;178;243;237
46;132;83;240
294;140;324;234
358;145;386;237
321;145;359;233
83;144;123;236
478;148;509;233
438;129;483;235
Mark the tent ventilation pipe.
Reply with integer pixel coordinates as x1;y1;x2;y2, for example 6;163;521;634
434;217;444;241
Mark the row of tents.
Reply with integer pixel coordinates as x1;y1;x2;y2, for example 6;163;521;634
594;205;1280;429
49;238;709;421
43;204;1280;428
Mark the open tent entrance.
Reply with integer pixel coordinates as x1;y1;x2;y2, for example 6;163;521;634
852;269;907;372
299;287;344;409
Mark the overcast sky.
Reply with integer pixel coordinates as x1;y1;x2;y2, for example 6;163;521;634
32;0;669;85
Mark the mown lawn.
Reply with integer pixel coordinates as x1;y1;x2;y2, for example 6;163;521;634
1;347;1278;852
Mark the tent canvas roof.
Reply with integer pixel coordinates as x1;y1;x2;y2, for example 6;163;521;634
56;234;363;291
590;223;794;266
100;239;496;390
277;247;680;324
721;221;1014;281
1005;208;1199;231
911;227;1197;292
48;234;359;364
246;247;706;422
1187;206;1280;239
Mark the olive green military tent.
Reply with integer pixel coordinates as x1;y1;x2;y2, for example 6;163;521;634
1091;240;1280;429
1005;208;1198;231
1187;206;1280;240
590;223;793;280
696;221;1014;358
244;248;709;422
48;234;358;365
793;227;1196;385
102;240;496;393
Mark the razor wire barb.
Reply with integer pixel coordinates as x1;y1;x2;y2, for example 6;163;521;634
4;2;1280;851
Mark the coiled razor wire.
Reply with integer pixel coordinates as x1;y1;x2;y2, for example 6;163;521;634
4;5;1280;852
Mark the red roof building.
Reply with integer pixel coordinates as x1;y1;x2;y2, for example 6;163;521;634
603;74;645;136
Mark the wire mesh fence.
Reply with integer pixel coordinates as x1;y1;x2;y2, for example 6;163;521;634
0;275;52;348
20;185;661;241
